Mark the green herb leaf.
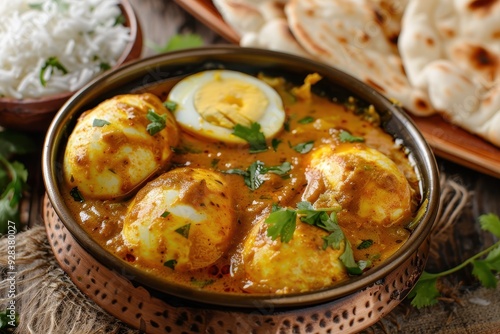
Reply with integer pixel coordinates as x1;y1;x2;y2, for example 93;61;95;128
265;207;297;243
0;157;29;234
233;123;268;153
40;57;68;87
0;309;19;330
271;138;282;151
357;239;374;250
225;161;291;191
480;213;500;238
408;213;500;308
190;278;215;288
163;100;178;112
92;119;110;127
69;187;84;202
99;62;111;71
164;259;177;270
0;130;35;158
161;211;170;218
146;109;167;136
175;223;191;238
408;272;440;308
148;33;204;53
291;140;314;154
339;130;364;143
298;116;315;124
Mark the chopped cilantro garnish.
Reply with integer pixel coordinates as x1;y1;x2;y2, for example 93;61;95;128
225;161;291;191
69;187;84;202
409;213;500;309
339;130;364;143
99;62;111;71
40;57;68;87
357;239;374;250
164;259;177;270
175;223;191;238
190;278;215;288
291;140;314;154
161;211;170;218
163;101;178;112
148;33;204;53
298;116;315;124
271;138;282;151
92;119;110;127
265;201;368;275
232;123;268;153
146;109;167;136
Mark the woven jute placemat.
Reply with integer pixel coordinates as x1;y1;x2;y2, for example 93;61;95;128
1;173;499;334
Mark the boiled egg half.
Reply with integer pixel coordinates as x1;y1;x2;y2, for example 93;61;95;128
167;70;285;144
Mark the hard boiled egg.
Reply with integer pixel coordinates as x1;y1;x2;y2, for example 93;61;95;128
122;167;235;272
167;70;285;144
302;143;412;227
241;216;347;294
63;93;179;200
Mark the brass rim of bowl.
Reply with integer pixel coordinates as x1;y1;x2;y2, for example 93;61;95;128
0;0;140;106
42;45;440;309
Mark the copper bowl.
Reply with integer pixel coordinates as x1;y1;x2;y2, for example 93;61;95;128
0;0;142;132
42;46;440;314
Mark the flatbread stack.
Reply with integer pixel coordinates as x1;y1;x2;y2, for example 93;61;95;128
213;0;500;147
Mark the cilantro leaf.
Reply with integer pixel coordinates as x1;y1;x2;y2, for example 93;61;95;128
298;116;315;124
408;272;440;308
291;140;314;154
175;223;191;239
0;158;29;234
271;138;282;151
0;130;35;158
233;123;268;153
92;119;110;127
69;187;84;202
408;213;500;308
225;161;291;191
357;239;374;250
146;109;167;135
164;259;177;270
148;33;204;53
40;57;68;86
339;130;364;143
479;213;500;238
163;100;178;112
265;208;297;243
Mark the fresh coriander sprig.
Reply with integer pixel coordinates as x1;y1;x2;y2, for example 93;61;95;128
409;213;500;309
146;109;167;135
0;130;34;235
225;161;291;191
232;123;268;153
265;201;369;275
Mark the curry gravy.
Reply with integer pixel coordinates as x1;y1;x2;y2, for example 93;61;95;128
61;75;421;294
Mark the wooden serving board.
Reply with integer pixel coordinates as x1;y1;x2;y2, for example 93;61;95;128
174;0;500;179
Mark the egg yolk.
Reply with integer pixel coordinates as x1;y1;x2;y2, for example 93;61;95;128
194;77;269;128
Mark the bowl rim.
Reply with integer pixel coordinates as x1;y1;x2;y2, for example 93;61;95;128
0;0;141;106
42;45;440;309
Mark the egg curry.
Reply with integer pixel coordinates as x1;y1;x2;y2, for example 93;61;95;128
62;69;421;295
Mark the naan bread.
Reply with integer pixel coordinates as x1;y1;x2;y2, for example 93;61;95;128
215;0;500;147
398;0;500;146
284;0;433;116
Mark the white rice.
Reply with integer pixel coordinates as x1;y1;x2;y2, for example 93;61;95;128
0;0;131;99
